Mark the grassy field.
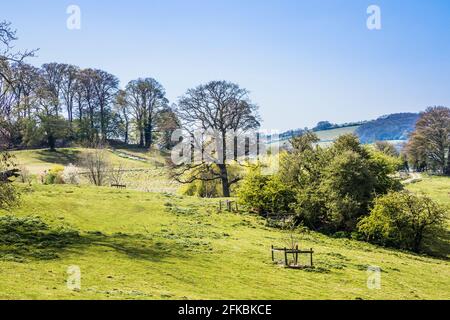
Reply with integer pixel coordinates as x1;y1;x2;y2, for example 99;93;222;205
0;148;449;300
276;126;360;148
0;184;448;299
406;175;450;206
11;148;178;193
315;126;360;143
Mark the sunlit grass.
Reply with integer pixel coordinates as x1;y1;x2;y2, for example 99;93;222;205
0;183;448;300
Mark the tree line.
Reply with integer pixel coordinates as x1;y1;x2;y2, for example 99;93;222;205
0;22;178;151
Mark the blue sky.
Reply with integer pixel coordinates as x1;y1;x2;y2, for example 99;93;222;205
2;0;450;131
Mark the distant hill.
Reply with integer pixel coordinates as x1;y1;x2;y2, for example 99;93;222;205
355;113;419;144
276;122;364;142
274;112;419;147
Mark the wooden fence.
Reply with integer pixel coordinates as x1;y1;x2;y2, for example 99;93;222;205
218;200;239;212
271;245;314;269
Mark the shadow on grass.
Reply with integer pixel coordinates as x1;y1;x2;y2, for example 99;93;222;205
423;229;450;259
0;216;182;263
35;149;81;166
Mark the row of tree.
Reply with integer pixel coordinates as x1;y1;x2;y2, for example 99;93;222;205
0;21;178;150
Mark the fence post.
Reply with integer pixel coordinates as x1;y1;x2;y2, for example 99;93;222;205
284;247;288;266
310;248;313;267
295;245;298;266
271;245;274;262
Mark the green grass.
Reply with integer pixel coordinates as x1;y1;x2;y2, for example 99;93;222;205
0;183;449;300
12;148;155;173
406;175;450;207
2;148;449;300
11;147;179;193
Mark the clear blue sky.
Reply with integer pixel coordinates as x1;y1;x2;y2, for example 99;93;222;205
3;0;450;131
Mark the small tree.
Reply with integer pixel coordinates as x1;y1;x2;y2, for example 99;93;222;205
109;162;126;186
358;191;447;252
80;146;110;186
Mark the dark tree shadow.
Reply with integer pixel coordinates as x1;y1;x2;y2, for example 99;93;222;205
0;216;185;263
35;149;82;166
423;229;450;259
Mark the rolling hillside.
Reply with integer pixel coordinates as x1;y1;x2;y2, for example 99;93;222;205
0;148;448;299
0;182;448;299
276;112;419;148
275;126;360;148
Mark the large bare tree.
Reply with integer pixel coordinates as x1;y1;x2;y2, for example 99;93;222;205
173;80;260;197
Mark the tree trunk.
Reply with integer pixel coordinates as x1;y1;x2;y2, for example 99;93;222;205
218;163;230;197
413;231;423;253
124;121;129;145
144;125;152;149
48;134;56;151
100;103;106;140
139;129;145;147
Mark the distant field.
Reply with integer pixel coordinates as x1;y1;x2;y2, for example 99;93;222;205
11;148;153;174
11;147;179;193
315;126;360;142
275;126;408;149
406;175;450;212
275;126;360;148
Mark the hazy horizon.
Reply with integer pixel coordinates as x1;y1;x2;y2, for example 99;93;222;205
3;0;450;131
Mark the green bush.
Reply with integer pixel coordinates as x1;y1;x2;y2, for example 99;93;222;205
238;133;405;235
320;150;375;231
237;167;295;214
358;191;447;252
182;179;221;198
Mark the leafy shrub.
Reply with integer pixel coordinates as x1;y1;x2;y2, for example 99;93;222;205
182;179;221;198
44;165;65;185
239;133;403;234
320;150;375;231
358;191;447;252
237;167;295;214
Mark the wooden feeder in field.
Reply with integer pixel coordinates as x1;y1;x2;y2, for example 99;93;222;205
218;200;239;212
271;245;314;269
